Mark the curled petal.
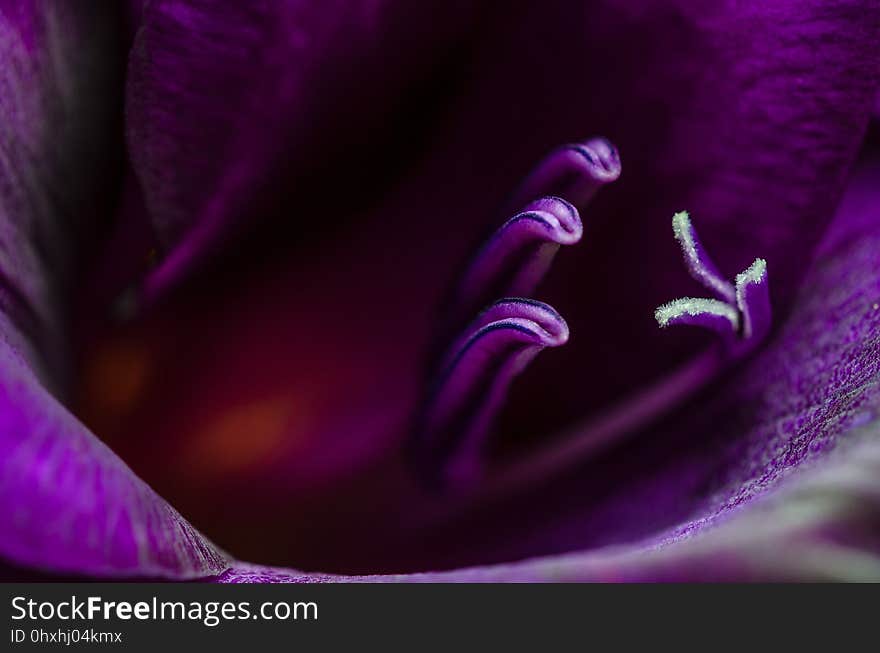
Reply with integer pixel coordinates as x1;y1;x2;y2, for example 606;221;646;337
413;299;568;488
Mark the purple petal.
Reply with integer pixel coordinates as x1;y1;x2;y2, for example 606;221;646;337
0;342;227;578
0;2;122;386
396;437;880;581
219;438;880;581
126;0;485;304
0;2;227;580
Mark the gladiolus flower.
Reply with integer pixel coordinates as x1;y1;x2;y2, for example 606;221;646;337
2;0;879;582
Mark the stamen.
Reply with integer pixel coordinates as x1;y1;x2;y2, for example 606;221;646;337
671;211;736;303
412;299;568;489
416;138;620;489
443;197;581;332
505;137;621;213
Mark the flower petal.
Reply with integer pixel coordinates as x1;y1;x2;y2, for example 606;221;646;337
0;339;227;578
126;0;486;303
218;435;880;581
0;1;227;580
0;1;122;387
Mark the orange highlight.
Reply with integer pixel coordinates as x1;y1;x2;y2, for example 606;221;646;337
183;396;297;475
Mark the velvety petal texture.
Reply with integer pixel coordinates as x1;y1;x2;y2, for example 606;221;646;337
0;2;227;580
0;339;227;578
126;0;486;303
220;436;880;581
0;1;122;387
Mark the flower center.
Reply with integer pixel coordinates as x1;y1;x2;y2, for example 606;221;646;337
412;163;772;496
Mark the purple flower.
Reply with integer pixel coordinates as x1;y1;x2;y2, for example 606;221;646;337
1;0;880;582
